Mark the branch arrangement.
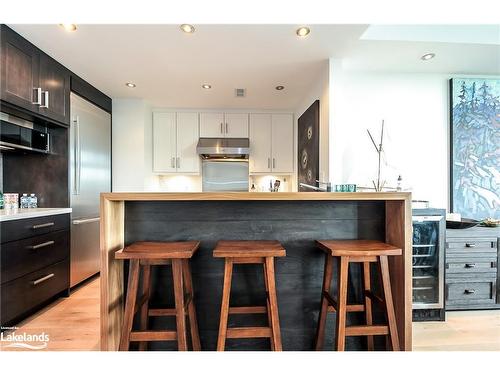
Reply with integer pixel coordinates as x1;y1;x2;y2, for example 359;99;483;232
367;120;386;192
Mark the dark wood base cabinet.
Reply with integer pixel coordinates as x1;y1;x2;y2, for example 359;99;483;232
445;227;500;310
0;214;70;327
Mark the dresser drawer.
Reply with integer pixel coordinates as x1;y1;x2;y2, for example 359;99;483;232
446;238;497;256
1;230;70;283
446;280;496;307
0;214;70;243
1;259;69;325
446;252;497;275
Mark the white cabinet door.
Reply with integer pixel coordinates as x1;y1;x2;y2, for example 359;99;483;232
271;114;294;174
249;114;272;173
153;112;177;173
200;112;224;138
176;112;200;174
224;113;249;138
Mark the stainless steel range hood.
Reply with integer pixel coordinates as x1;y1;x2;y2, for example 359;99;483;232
197;138;250;160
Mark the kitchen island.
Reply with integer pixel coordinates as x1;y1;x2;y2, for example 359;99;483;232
100;192;412;351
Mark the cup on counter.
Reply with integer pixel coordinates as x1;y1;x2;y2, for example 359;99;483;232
334;184;357;192
3;193;19;210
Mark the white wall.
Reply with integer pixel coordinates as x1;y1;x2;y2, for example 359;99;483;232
295;60;330;185
329;66;450;207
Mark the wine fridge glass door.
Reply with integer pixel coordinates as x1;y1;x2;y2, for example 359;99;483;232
412;216;444;308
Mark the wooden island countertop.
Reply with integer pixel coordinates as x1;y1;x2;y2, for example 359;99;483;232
100;192;412;350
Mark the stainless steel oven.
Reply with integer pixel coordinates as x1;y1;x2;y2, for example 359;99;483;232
0;112;49;153
412;209;446;310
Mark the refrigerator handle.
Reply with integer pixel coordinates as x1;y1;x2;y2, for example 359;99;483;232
73;116;81;195
73;217;100;225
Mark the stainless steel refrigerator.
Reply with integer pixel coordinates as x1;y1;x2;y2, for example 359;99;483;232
69;93;111;287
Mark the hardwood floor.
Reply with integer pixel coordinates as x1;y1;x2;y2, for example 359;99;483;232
2;276;499;351
413;309;500;351
1;277;100;351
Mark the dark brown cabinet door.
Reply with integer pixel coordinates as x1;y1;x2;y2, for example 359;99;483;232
38;54;70;125
0;25;40;113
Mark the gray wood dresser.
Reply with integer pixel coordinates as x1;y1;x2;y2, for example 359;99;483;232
446;226;500;310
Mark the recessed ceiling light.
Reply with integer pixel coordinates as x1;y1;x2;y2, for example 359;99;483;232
125;82;136;88
180;24;195;34
275;85;285;91
202;84;211;89
421;53;436;61
59;24;77;32
296;27;310;37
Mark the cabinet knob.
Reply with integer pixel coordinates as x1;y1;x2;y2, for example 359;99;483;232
464;263;476;268
465;243;476;248
464;289;476;294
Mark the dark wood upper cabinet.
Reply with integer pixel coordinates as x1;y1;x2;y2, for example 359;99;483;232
0;25;40;114
38;54;70;125
0;25;71;126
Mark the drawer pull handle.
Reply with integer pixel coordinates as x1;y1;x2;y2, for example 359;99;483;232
32;222;55;229
31;273;55;286
28;240;55;250
465;243;476;248
464;289;476;294
464;263;476;268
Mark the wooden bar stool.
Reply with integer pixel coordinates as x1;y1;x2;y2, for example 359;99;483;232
115;241;201;351
213;240;286;351
314;240;402;351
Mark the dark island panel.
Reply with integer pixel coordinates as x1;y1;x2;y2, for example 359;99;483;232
124;200;388;350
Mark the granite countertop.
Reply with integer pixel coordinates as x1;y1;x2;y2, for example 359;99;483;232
0;207;72;222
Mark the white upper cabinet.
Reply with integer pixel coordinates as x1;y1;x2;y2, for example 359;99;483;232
249;114;272;173
249;113;294;174
153;112;200;174
200;112;224;137
200;112;248;138
176;112;200;173
153;112;177;173
271;114;294;174
224;113;249;138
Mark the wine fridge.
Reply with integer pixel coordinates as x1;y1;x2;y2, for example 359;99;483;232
412;208;446;321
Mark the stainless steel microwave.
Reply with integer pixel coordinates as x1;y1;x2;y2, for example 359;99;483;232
0;112;50;153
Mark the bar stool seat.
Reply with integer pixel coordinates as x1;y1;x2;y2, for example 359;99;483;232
314;239;402;351
115;241;201;351
214;240;286;351
213;240;286;258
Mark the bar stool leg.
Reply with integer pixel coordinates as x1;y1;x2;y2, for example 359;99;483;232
335;256;349;351
172;259;188;351
217;258;233;351
315;253;333;350
182;259;201;351
381;255;400;351
119;260;140;351
265;256;282;351
263;261;275;350
378;255;400;351
362;262;374;351
138;264;152;351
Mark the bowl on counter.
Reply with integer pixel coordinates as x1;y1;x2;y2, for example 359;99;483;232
446;218;480;229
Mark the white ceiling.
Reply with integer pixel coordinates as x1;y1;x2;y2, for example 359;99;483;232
9;24;500;110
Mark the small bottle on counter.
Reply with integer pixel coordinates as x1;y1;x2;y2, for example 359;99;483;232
20;193;29;209
396;175;402;192
30;193;38;208
250;183;256;192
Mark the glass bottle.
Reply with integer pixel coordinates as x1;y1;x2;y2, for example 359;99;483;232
30;193;38;208
21;193;29;209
